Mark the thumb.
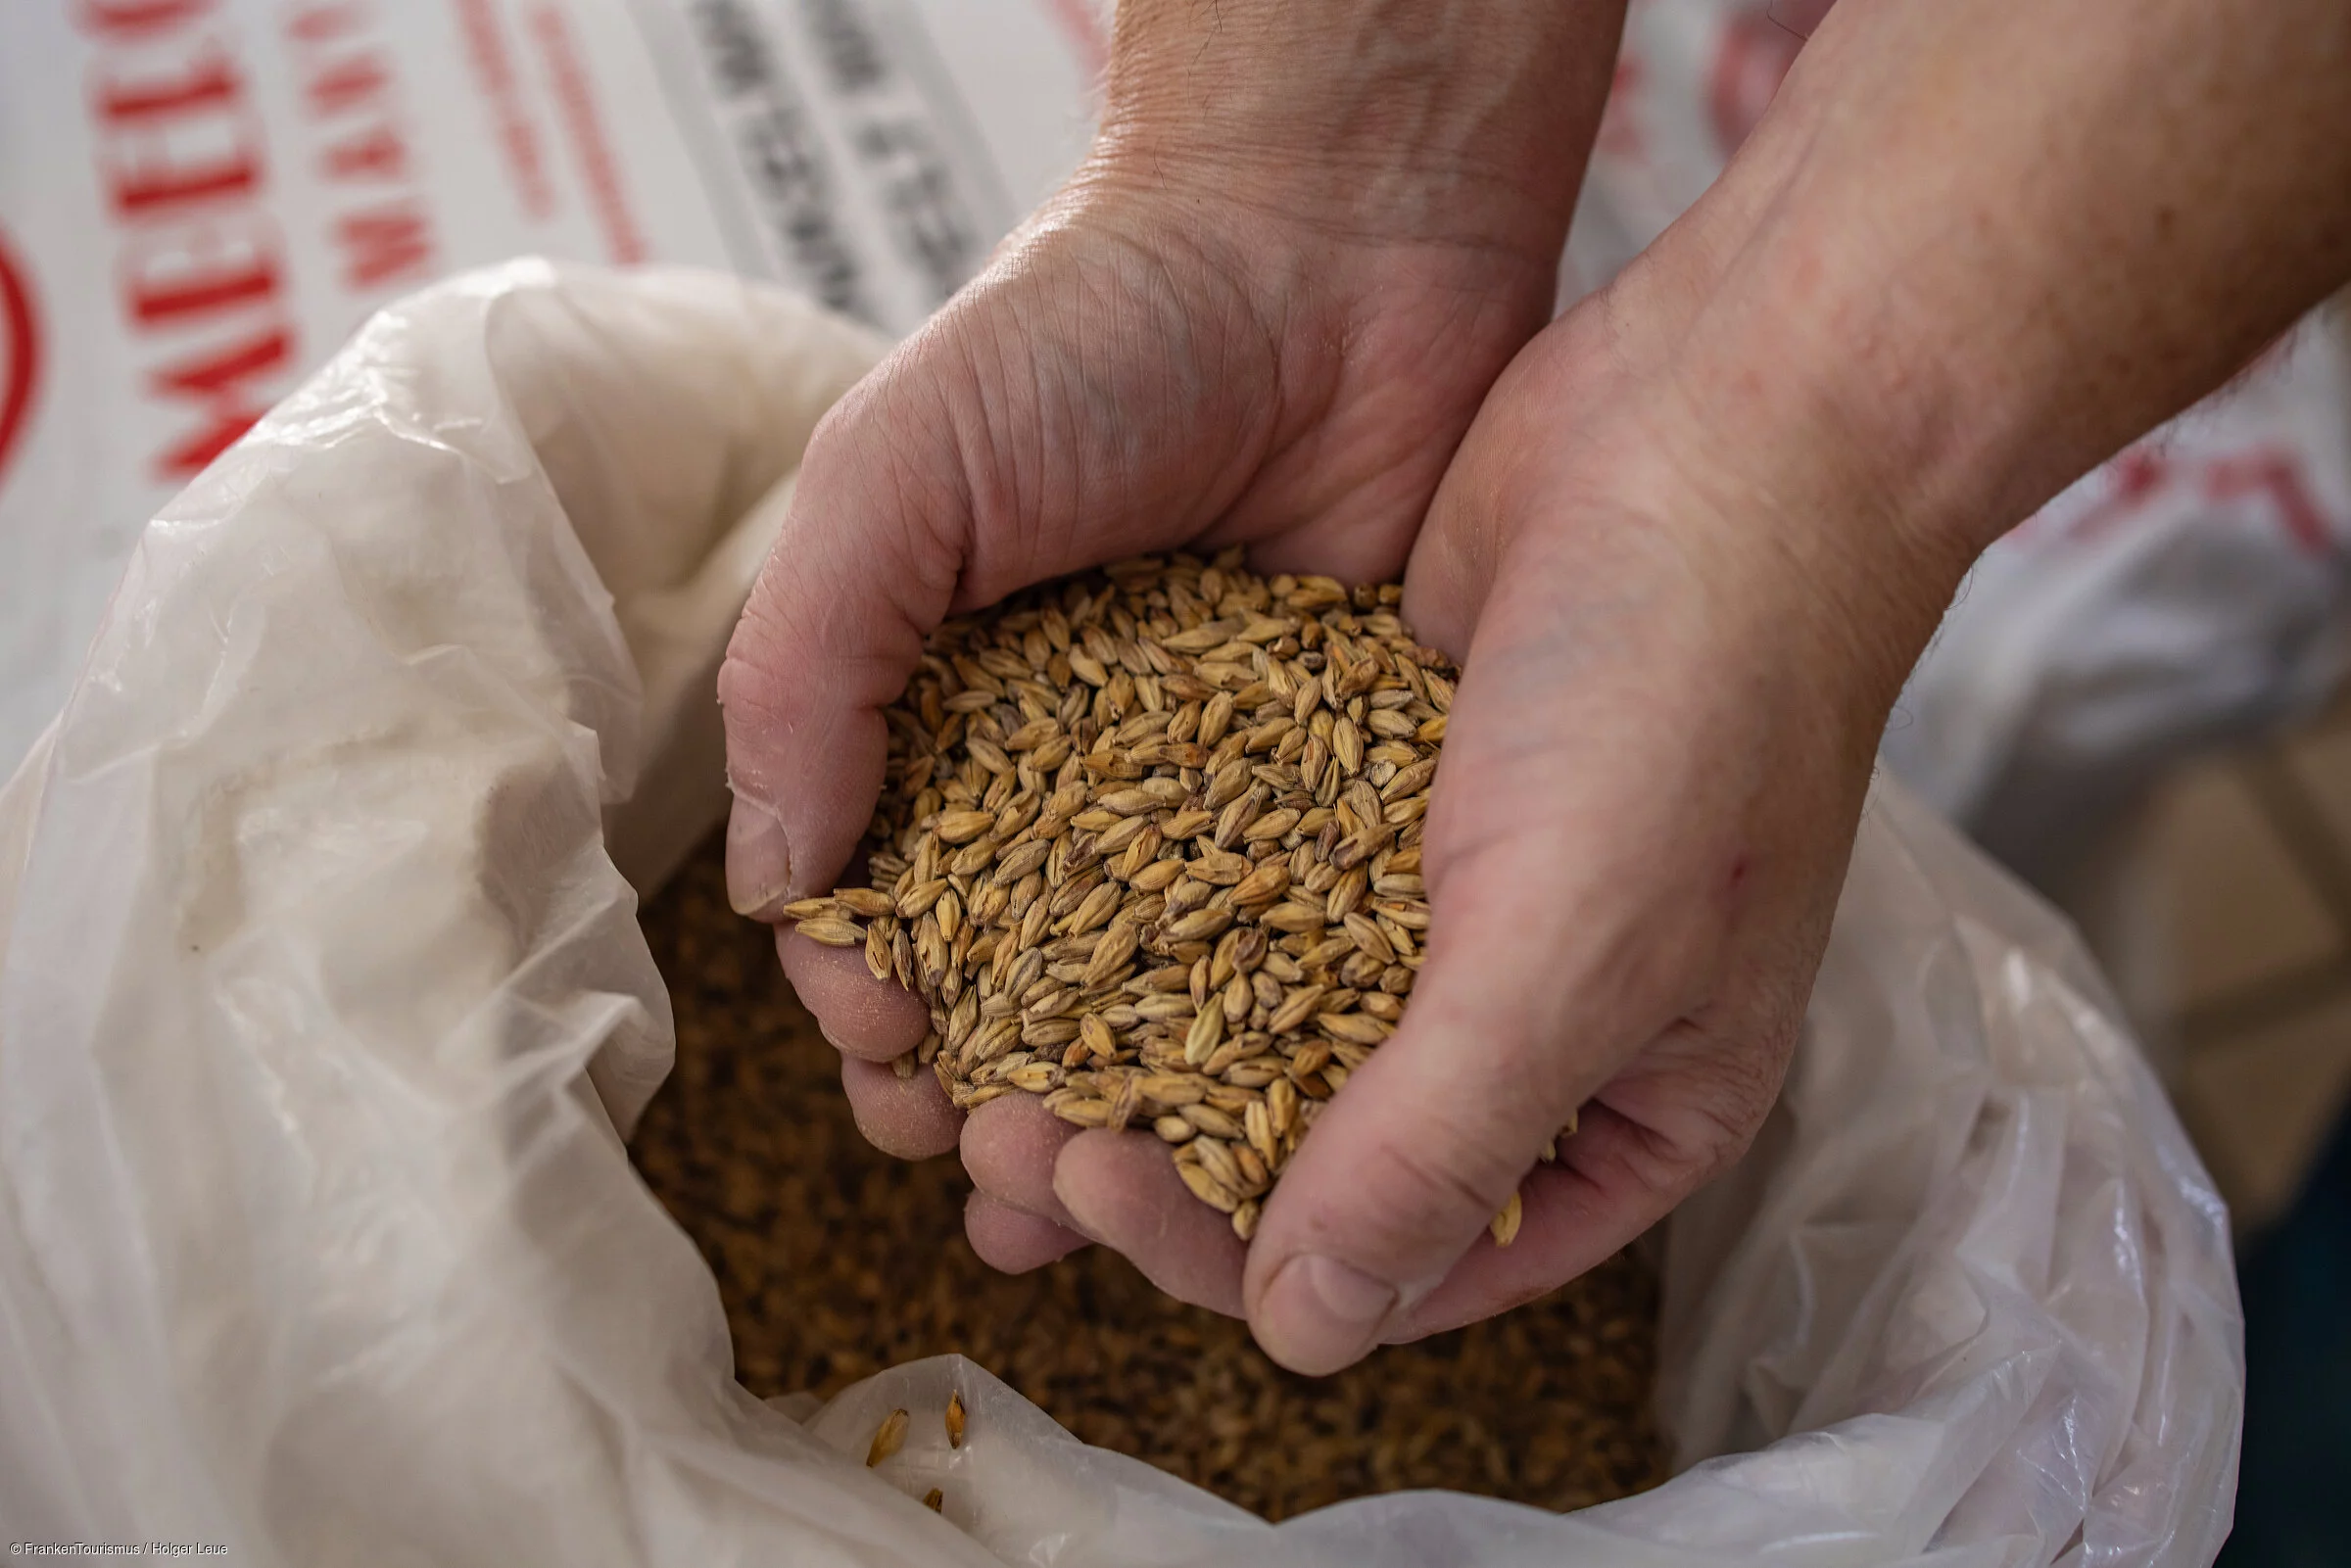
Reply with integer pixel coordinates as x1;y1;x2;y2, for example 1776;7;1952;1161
716;356;961;915
1240;592;1724;1373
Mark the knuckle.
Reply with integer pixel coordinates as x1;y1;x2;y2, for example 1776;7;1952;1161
1301;1107;1521;1266
715;614;810;744
1381;1130;1516;1232
717;590;793;697
1686;1030;1794;1184
1622;1016;1795;1195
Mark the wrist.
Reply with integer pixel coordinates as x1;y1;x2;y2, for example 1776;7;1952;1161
1590;184;2025;615
1083;0;1626;265
1666;280;2009;586
1526;268;1992;715
1663;0;2351;576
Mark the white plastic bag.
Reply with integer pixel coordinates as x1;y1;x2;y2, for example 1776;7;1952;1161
0;263;2241;1566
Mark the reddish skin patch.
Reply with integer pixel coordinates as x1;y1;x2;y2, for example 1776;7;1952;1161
1720;852;1753;923
0;228;37;495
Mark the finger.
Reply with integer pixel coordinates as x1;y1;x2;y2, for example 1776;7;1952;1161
1383;1107;1675;1340
717;362;965;918
960;1093;1086;1229
1243;570;1728;1374
1053;1130;1246;1318
840;1054;962;1161
1378;1164;1589;1342
779;929;930;1062
964;1191;1089;1274
1239;833;1665;1371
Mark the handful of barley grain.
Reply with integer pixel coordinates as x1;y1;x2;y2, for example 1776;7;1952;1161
783;551;1548;1243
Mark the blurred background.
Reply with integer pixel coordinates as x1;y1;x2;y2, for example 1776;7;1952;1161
2109;736;2351;1568
1;0;2342;1558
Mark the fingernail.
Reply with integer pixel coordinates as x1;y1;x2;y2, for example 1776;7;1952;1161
1256;1254;1397;1375
726;794;793;918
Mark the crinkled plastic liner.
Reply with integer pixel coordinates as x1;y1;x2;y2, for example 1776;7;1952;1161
0;263;2240;1566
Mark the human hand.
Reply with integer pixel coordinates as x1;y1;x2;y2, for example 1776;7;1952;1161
719;3;1624;1284
1226;0;2351;1371
723;0;2351;1372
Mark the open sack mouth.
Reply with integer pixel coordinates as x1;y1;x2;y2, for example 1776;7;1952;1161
627;828;1672;1522
0;263;2241;1566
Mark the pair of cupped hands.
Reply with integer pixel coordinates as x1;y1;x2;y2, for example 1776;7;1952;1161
710;0;2351;1373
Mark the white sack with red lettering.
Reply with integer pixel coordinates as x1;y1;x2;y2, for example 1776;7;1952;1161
0;261;2243;1565
0;0;1107;779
